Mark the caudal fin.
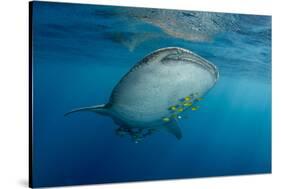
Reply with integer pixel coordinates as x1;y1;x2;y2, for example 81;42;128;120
64;104;108;116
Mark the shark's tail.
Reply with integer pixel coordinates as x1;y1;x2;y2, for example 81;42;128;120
64;104;108;116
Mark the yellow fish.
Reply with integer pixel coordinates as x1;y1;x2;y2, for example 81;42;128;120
162;117;170;122
183;102;192;107
191;106;200;111
177;108;184;112
169;106;177;111
196;97;203;101
184;96;191;101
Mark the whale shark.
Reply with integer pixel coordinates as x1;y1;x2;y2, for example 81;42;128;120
65;47;219;142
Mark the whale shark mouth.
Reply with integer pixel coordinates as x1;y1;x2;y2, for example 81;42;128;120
161;48;219;82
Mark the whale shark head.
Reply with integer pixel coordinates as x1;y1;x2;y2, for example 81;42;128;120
137;47;218;80
66;47;219;143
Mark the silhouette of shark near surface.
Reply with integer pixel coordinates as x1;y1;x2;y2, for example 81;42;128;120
65;47;219;142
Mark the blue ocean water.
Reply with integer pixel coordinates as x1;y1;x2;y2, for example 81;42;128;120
31;2;271;187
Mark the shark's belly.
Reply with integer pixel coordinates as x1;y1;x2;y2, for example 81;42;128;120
110;60;216;126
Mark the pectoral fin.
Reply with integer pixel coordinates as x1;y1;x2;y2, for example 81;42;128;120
64;104;109;116
164;121;182;140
